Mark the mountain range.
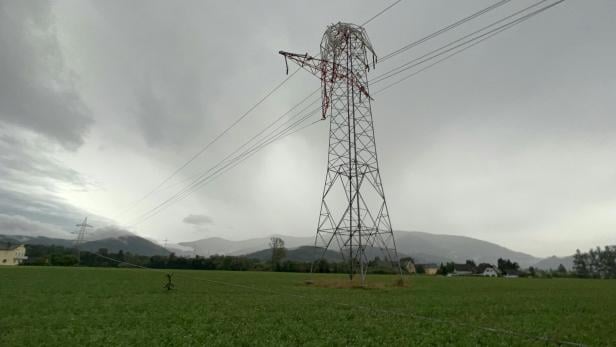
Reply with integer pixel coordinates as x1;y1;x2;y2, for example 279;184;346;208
180;231;572;269
0;234;169;257
1;230;574;270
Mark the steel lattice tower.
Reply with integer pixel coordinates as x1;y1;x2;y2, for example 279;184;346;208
73;217;92;263
281;23;402;284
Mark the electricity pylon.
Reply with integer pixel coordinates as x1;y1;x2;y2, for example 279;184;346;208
280;22;402;285
73;217;93;263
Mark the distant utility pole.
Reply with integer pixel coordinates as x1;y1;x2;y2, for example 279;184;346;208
73;217;93;264
280;22;402;285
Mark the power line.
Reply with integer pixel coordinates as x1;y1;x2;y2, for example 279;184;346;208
191;114;322;193
379;0;512;62
126;97;321;225
129;112;320;226
112;68;301;221
371;0;556;85
374;1;565;96
149;89;321;194
129;107;322;226
124;0;565;227
361;0;403;26
113;0;403;221
120;2;499;223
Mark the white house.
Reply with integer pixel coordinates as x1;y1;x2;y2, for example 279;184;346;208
481;267;499;277
0;244;28;266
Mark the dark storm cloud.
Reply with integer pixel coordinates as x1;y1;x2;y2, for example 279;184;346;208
0;1;92;149
85;1;230;148
182;214;214;226
0;184;114;238
0;128;108;235
0;130;86;190
0;187;92;231
0;213;68;238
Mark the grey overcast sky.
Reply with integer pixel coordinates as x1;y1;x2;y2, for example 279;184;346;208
1;0;614;257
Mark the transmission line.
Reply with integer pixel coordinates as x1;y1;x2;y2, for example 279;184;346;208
122;89;321;225
127;97;322;225
360;0;403;26
374;1;565;95
129;106;321;226
112;0;402;221
120;1;504;223
113;69;301;221
124;0;565;227
379;0;511;62
371;0;556;85
156;89;321;194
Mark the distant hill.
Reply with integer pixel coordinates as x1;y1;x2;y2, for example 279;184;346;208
79;236;169;256
533;255;574;271
179;235;314;257
393;231;541;268
181;231;542;267
0;235;74;247
245;246;343;263
3;230;575;268
0;234;169;257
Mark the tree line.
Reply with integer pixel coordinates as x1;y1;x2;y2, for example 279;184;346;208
22;242;616;279
573;246;616;279
21;243;399;274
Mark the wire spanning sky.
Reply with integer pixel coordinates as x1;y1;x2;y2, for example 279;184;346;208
1;0;615;257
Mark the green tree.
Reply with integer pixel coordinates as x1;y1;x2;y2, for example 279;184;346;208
316;259;330;273
269;237;286;271
604;246;616;278
497;258;519;273
573;249;589;277
50;254;78;266
589;248;599;277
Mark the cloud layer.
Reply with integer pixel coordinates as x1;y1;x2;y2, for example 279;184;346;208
0;1;614;257
0;1;92;149
183;214;214;226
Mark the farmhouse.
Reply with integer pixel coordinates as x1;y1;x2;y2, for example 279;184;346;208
452;263;474;276
481;267;499;277
0;244;28;266
405;261;416;274
476;263;499;277
422;264;439;275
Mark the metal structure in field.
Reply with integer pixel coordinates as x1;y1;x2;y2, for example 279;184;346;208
73;217;93;263
280;22;402;285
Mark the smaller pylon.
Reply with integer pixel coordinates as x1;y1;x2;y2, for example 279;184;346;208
73;217;93;263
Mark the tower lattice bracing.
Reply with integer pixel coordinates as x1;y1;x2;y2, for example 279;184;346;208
315;23;401;284
280;23;402;284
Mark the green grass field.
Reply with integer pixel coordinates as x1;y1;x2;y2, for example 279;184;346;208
1;267;615;346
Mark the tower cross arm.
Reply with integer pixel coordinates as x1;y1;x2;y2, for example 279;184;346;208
278;50;372;119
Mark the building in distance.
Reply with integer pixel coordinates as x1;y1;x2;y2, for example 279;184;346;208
0;244;28;266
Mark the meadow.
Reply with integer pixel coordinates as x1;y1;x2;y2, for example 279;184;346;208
1;267;615;346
